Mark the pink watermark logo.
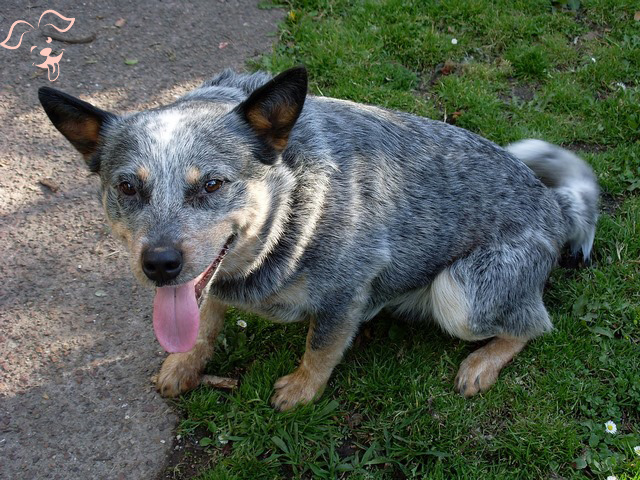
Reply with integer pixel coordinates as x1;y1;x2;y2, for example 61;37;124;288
1;10;75;81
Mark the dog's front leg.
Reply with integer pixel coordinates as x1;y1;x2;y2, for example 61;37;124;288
156;295;225;397
271;317;358;411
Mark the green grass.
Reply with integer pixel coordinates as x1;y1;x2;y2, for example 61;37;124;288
172;1;640;478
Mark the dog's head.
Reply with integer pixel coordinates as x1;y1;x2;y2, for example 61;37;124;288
38;67;307;351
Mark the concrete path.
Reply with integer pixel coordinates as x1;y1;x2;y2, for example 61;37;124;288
0;2;281;478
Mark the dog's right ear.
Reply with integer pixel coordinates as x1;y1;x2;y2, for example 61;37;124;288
38;87;116;172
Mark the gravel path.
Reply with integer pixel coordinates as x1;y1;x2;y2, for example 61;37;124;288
0;2;281;478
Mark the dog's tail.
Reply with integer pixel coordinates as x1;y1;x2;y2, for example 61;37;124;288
506;139;599;263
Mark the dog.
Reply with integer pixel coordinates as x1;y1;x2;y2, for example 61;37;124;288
38;66;598;411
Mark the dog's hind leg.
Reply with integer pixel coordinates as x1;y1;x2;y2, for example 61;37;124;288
429;242;555;397
454;335;528;397
271;316;359;411
156;296;226;397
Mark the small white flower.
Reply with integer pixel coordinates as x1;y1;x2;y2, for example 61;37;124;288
591;57;596;63
634;445;640;456
605;421;617;434
218;434;229;445
236;319;247;328
451;38;458;45
606;476;617;480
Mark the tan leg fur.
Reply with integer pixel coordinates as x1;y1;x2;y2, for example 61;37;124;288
454;336;528;398
271;320;351;411
156;297;226;397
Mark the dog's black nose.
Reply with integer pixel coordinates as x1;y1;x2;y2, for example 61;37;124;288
142;247;183;283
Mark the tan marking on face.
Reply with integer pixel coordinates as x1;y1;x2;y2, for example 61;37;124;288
109;224;153;287
185;166;201;185
137;166;150;182
108;221;150;286
109;221;133;244
216;180;274;275
179;173;292;281
180;217;236;281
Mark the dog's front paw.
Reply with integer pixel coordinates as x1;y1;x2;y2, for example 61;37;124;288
454;350;500;398
271;367;326;411
156;353;202;397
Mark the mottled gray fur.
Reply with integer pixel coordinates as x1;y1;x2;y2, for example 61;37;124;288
38;68;599;402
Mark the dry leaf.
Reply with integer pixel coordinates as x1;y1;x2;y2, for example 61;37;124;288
115;18;126;28
39;177;59;193
634;11;640;21
200;375;238;390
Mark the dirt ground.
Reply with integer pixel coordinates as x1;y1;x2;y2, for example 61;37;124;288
0;1;282;478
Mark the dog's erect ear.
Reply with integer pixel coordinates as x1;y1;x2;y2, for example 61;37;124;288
38;87;115;171
234;66;307;159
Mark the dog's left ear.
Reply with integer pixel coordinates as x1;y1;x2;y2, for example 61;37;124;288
38;87;116;172
234;66;307;159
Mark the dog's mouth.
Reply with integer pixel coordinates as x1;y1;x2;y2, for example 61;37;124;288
152;235;235;354
194;237;234;302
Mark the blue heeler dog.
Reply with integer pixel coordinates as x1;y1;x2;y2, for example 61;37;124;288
38;67;598;410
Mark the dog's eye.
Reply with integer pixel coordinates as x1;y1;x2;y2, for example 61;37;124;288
118;181;137;196
204;179;223;193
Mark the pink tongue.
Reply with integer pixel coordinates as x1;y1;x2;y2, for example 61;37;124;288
152;280;200;353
